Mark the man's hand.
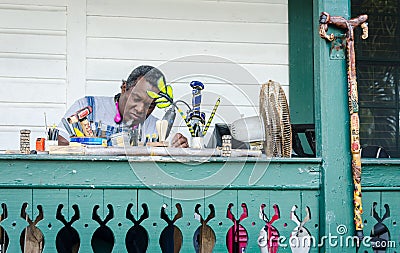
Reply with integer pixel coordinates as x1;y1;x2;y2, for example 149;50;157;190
171;133;189;148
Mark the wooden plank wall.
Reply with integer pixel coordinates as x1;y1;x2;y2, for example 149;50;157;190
0;0;67;149
0;0;288;149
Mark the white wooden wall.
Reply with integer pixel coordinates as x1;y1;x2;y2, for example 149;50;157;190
0;0;288;150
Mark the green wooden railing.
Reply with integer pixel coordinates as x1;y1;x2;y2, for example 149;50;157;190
0;156;398;252
0;155;322;252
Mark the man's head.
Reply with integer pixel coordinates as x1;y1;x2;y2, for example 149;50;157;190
118;65;165;126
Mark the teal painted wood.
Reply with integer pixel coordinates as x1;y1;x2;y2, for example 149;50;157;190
0;156;322;252
362;159;400;188
0;155;321;189
289;0;315;124
314;0;356;252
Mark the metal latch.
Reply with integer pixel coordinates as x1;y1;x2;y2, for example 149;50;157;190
330;35;346;60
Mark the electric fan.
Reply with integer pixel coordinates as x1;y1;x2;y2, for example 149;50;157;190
259;80;292;157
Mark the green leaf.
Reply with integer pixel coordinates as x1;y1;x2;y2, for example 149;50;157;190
166;85;173;100
147;90;160;99
155;97;169;103
157;77;166;93
156;102;171;108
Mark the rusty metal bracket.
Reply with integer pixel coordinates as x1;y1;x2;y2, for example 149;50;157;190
330;35;346;60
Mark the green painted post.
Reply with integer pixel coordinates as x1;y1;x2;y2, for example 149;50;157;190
289;0;314;124
314;0;356;252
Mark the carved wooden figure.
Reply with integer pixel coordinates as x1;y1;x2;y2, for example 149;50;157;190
370;202;390;253
290;205;311;253
55;204;80;253
20;203;44;253
258;204;280;253
319;11;368;239
226;203;248;253
159;203;183;253
125;203;149;253
0;204;9;253
91;204;115;253
193;204;216;253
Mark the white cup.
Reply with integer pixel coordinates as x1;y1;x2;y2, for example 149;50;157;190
191;137;204;149
45;140;58;151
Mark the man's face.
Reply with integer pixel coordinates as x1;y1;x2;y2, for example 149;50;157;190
118;77;158;126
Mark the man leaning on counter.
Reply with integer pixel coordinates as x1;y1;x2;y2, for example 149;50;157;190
57;65;188;148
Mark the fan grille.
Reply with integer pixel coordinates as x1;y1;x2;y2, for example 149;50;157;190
260;80;292;157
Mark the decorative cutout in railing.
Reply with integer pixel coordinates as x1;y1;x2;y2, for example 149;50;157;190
20;203;44;253
91;204;114;253
290;205;311;253
125;203;149;253
226;203;248;253
258;203;280;253
159;203;183;253
55;204;80;253
0;201;322;252
370;202;390;252
0;203;9;253
193;203;216;253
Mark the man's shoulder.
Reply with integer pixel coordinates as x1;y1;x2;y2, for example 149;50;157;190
92;96;114;102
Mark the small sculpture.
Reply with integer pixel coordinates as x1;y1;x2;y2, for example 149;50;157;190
159;203;183;253
290;205;311;253
226;203;248;253
193;204;216;253
20;203;44;253
258;204;280;253
370;202;390;253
